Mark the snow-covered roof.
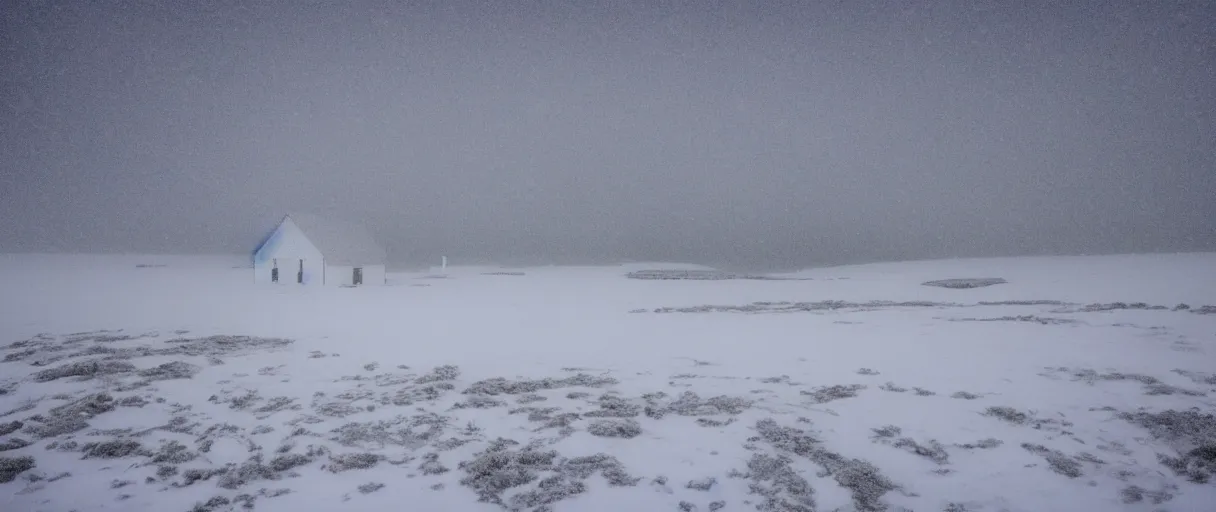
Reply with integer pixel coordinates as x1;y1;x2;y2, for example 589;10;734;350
284;213;387;265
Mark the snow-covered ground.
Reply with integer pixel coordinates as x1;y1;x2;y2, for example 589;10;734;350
1;252;1214;512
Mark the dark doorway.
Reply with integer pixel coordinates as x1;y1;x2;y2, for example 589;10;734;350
353;267;363;286
297;259;304;284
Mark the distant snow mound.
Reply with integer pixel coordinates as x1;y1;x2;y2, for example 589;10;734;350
922;278;1007;289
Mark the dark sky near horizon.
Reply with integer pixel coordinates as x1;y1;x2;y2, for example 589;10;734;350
2;0;1214;269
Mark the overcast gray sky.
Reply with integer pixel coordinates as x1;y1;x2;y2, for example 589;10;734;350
2;0;1213;269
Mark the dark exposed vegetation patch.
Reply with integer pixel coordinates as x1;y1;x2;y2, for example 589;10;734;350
1059;368;1206;396
922;278;1007;289
32;360;137;382
416;364;460;384
1120;484;1176;505
626;270;808;281
801;384;866;404
0;421;22;437
2;334;292;373
1171;369;1216;386
878;382;907;393
384;381;456;406
891;438;950;465
458;439;639;509
856;368;880;376
358;481;386;494
117;395;149;407
161;335;294;357
188;495;231;512
23;392;115;438
587;419;642;438
0;438;30;452
686;476;717;491
137;361;201;380
736;453;816;512
326;452;384;473
650;300;953;314
1081;302;1172;312
463;373;618;396
177;468;226;487
950;391;982;400
453;395;507;409
81;439;149;459
330;413;451;451
418;452;449;475
268;452;313;472
956;438;1003;450
516;393;547;404
1020;443;1099;478
983;406;1036;426
753;419;898;511
0;456;36;483
642;391;752;421
870;425;950;464
1119;409;1216;483
952;315;1078;325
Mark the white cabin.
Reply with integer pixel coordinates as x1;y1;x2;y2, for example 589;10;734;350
253;213;387;286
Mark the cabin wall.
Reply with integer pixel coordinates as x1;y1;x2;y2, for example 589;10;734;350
253;219;325;285
323;263;386;286
362;264;386;285
327;264;353;286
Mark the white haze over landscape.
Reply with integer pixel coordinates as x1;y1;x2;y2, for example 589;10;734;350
3;1;1215;511
0;253;1214;511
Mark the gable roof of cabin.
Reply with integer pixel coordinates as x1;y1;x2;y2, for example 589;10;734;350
258;213;387;265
